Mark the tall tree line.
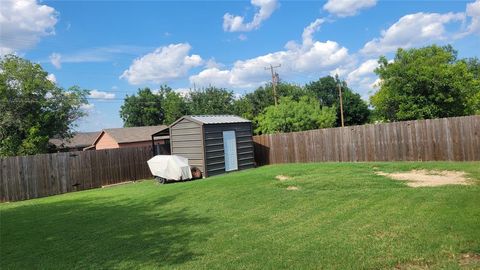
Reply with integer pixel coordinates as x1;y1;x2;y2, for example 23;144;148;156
120;77;371;134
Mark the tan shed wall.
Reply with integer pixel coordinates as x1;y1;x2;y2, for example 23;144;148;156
170;118;205;173
95;132;120;150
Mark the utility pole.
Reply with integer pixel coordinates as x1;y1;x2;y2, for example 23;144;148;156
265;64;281;106
337;76;345;127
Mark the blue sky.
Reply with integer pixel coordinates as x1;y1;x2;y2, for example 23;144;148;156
1;0;479;132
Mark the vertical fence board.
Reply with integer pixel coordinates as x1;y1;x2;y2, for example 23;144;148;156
0;158;6;202
474;116;480;160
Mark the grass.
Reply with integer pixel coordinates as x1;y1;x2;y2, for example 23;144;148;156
1;162;479;269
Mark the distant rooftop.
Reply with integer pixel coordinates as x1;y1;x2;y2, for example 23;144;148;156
186;115;251;125
102;125;168;144
50;132;100;149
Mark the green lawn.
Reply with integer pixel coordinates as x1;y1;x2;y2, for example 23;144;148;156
1;162;479;269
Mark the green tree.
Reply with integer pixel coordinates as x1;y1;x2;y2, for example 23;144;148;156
157;86;189;125
371;45;479;121
464;57;480;80
232;97;254;120
120;87;164;127
305;75;370;126
245;83;309;117
0;55;88;156
464;57;480;114
187;87;235;115
255;96;337;134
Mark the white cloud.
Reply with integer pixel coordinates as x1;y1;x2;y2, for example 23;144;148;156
80;103;95;111
46;73;56;83
0;0;58;55
205;58;224;69
88;90;115;100
329;67;349;77
190;68;232;88
466;0;480;34
120;43;203;85
323;0;377;17
302;18;325;46
174;88;193;98
223;0;278;32
49;53;61;69
346;59;378;84
361;12;465;55
370;78;382;89
346;59;379;95
191;18;351;89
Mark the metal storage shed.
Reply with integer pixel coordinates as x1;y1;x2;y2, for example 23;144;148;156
169;115;255;177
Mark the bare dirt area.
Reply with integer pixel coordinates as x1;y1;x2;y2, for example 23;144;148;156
459;253;480;268
286;186;299;191
276;175;291;181
394;261;429;270
394;253;480;269
375;170;471;187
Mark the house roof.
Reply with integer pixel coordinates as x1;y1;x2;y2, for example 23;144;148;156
175;115;251;126
99;125;168;144
49;132;100;149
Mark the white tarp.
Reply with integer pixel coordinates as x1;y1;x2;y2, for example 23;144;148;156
147;155;192;181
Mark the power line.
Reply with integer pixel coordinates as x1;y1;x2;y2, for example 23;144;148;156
264;64;281;106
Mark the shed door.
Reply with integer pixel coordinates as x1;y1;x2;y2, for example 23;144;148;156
223;131;238;171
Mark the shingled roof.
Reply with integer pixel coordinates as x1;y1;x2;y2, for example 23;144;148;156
49;132;100;149
99;125;168;144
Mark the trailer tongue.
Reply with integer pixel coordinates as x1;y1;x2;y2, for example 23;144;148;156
147;155;193;184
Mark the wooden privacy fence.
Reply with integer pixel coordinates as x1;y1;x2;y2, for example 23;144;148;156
0;146;156;202
253;115;480;165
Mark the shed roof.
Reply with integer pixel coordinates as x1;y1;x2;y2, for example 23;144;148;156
50;132;100;149
180;115;251;125
100;125;168;144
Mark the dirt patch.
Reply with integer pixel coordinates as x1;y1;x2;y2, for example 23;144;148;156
394;261;429;270
286;186;299;191
276;175;291;181
376;170;470;187
394;253;480;269
459;253;480;267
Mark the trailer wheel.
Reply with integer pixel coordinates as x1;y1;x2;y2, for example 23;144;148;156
155;176;166;184
191;167;203;179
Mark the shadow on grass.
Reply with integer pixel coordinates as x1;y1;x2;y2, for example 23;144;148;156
1;194;211;269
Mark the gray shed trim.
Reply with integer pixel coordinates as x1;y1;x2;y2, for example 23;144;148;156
170;115;251;126
189;115;251;124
